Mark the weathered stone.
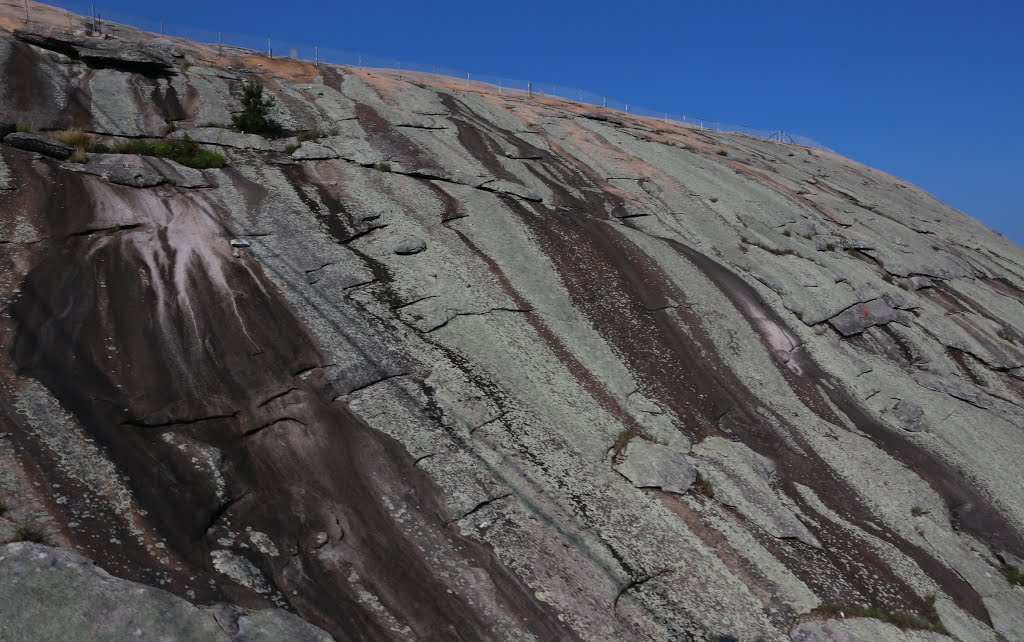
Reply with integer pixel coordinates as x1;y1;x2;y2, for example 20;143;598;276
892;399;926;432
170;127;272;151
615;438;696;495
790;617;949;641
480;179;543;202
693;438;821;548
63;153;208;188
3;132;74;159
292;141;339;160
0;543;335;641
393;236;427;255
14;28;176;74
0;122;15;139
828;297;914;336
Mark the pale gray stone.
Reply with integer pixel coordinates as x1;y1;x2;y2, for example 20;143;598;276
615;439;696;495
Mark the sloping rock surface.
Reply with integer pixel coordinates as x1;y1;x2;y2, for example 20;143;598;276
0;542;333;641
0;4;1023;642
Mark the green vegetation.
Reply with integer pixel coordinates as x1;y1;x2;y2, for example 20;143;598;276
815;600;946;634
373;161;393;173
716;150;728;156
13;523;45;543
997;327;1019;345
113;136;227;169
1002;564;1023;586
16;123;38;134
693;472;714;499
284;142;300;154
232;80;280;136
296;126;338;143
910;506;928;517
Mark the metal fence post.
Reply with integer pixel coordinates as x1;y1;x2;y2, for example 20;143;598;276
267;36;272;58
603;96;606;108
498;80;502;95
528;81;532;98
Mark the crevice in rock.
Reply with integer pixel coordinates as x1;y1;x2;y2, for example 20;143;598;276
443;492;513;526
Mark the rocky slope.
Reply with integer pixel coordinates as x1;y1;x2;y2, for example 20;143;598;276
1;3;1023;641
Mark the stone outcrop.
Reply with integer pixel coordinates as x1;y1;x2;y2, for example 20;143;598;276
0;543;333;641
0;3;1022;641
3;131;74;159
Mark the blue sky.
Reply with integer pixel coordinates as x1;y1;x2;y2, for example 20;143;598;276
58;0;1022;244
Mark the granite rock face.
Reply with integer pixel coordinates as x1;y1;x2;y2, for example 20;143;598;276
1;5;1023;642
0;542;333;641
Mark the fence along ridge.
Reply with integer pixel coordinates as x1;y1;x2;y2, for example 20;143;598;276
30;0;833;152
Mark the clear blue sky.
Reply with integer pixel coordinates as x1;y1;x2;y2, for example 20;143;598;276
58;0;1023;244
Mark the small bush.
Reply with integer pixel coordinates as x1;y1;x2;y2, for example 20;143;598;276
14;523;45;543
825;242;836;251
69;148;89;164
374;161;392;173
783;230;793;237
716;150;728;156
709;197;719;203
911;506;928;517
113;136;228;169
232;80;280;136
284;142;300;154
1002;564;1024;586
693;472;714;498
296;128;329;143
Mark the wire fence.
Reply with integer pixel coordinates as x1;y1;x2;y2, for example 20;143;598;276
24;0;832;151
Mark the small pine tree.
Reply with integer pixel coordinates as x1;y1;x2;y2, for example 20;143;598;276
232;80;280;136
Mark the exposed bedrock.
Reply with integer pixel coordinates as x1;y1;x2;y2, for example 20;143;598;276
1;7;1023;641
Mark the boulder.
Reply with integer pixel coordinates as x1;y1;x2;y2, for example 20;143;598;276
615;438;696;495
3;132;74;159
393;236;427;255
0;123;16;139
828;297;913;337
891;400;926;432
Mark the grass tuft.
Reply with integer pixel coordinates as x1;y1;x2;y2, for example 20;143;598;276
13;523;45;543
1002;564;1023;586
49;128;96;149
816;602;946;634
113;136;227;169
692;472;714;499
284;142;300;154
911;506;928;517
16;123;39;134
